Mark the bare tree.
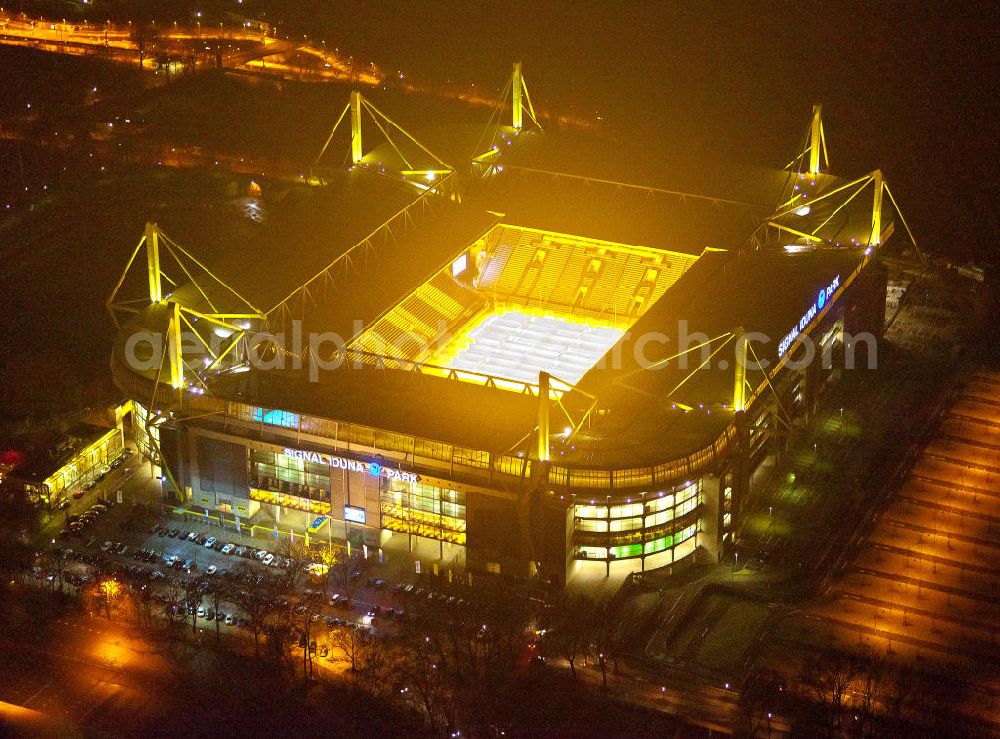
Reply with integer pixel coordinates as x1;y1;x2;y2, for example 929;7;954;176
326;547;369;606
329;622;367;673
229;562;283;657
395;623;457;737
800;647;860;730
275;537;313;592
183;578;203;636
357;632;395;699
542;593;597;680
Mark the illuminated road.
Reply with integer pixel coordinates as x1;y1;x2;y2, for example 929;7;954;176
0;14;502;109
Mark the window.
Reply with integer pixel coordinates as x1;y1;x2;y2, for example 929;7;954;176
610;502;644;518
575;504;608;519
646;493;675;512
452;253;468;277
643;535;672;554
609;517;643;532
609;543;642;559
251;408;299;429
645;510;672;527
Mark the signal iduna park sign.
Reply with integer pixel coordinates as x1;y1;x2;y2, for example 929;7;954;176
778;274;841;357
283;448;419;483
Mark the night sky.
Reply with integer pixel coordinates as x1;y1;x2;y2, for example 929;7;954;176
264;0;997;264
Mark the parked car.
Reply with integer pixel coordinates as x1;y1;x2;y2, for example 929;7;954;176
224;613;234;625
221;543;235;555
206;565;218;575
204;537;217;549
262;553;274;566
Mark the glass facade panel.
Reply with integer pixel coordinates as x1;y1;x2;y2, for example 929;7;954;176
381;479;466;545
251;449;330;502
571;479;702;563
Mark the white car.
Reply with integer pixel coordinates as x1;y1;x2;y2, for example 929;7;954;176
206;565;218;575
262;553;274;566
164;555;177;566
187;531;198;541
224;613;234;625
254;549;268;560
204;536;217;548
221;543;235;555
197;605;206;618
101;541;113;552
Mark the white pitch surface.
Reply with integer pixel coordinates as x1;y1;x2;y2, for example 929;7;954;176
439;311;624;386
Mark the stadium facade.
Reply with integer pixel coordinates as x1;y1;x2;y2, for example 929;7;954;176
107;74;904;584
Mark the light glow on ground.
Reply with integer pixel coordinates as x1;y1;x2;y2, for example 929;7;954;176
430;310;624;387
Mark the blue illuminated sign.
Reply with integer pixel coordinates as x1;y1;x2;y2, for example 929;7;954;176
779;274;841;356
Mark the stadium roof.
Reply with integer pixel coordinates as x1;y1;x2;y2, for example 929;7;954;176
209;363;538;455
565;247;869;466
466;165;767;254
187;247;870;468
148;168;419;311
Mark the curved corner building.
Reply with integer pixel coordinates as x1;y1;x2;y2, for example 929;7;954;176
108;90;894;586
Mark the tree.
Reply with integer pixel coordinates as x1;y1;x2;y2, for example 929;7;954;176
397;580;532;735
542;593;597;680
357;631;394;699
329;622;367;673
853;647;887;733
591;598;626;691
395;623;457;737
275;537;312;592
740;668;785;736
183;578;203;636
799;647;861;730
162;579;184;627
209;580;225;643
325;547;368;606
290;606;318;679
229;562;284;657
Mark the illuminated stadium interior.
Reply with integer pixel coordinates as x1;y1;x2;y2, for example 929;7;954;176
348;223;701;390
429;309;624;386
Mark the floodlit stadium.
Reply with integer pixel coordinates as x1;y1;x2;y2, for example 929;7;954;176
107;65;914;584
348;224;698;391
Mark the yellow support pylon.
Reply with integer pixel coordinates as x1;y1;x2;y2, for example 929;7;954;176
145;222;162;304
